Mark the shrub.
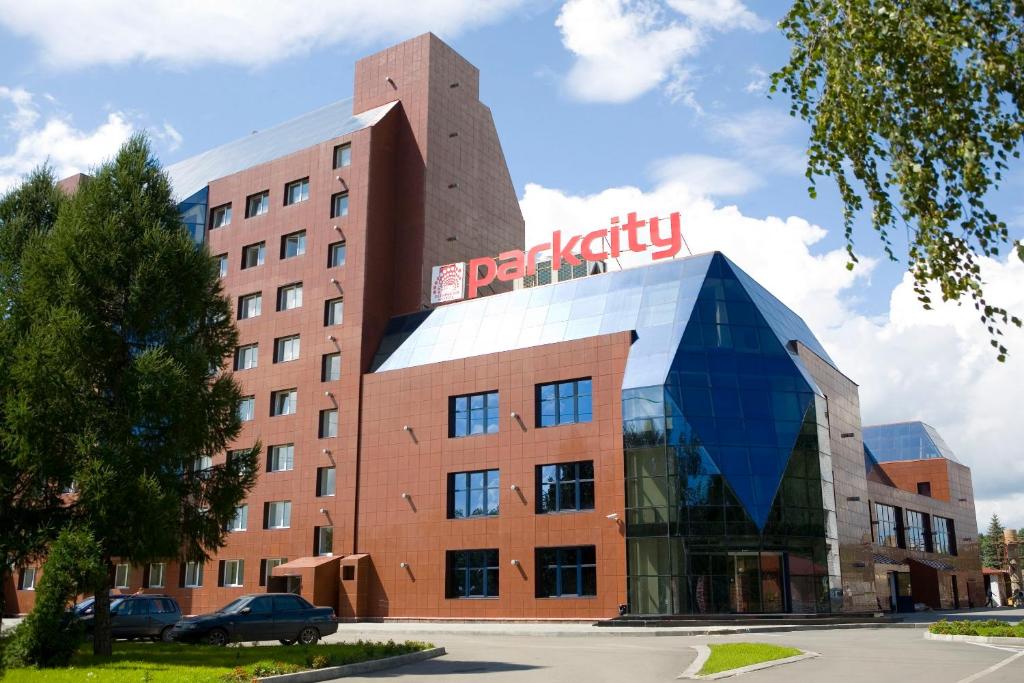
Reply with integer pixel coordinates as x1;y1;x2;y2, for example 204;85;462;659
2;528;105;668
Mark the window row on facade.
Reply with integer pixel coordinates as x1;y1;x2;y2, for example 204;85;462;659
236;287;343;325
448;378;593;438
446;546;597;599
218;238;346;280
208;143;351;231
448;461;595;518
871;501;957;555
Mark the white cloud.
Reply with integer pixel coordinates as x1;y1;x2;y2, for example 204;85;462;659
0;88;179;193
0;0;527;69
744;65;769;94
649;154;761;196
555;0;765;103
520;163;1024;529
709;108;807;175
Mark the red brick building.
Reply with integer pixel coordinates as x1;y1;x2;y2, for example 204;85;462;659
5;34;982;620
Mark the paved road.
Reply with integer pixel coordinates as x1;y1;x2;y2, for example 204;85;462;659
326;625;1024;683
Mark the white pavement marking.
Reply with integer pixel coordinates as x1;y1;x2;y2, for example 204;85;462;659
955;648;1024;683
679;645;711;678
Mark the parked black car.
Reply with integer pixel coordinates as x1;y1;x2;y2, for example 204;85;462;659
169;593;338;646
78;594;182;642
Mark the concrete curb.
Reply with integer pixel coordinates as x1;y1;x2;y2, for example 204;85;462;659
334;622;919;638
925;632;1024;646
678;646;820;680
257;646;446;682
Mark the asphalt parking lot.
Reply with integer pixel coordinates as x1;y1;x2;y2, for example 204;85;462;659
325;619;1024;683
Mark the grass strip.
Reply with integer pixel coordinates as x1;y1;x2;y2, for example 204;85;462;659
929;619;1024;638
698;642;802;676
2;639;432;682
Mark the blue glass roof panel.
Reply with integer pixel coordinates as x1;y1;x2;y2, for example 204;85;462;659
862;421;960;463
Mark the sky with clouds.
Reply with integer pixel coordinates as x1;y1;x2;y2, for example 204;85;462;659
1;0;1022;528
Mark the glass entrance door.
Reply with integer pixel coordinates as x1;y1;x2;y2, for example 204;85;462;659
729;552;786;613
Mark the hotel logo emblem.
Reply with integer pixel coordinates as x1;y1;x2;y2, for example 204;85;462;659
430;262;467;304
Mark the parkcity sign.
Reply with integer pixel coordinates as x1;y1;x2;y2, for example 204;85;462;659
431;211;684;304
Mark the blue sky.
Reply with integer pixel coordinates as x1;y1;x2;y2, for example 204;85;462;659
1;0;1022;527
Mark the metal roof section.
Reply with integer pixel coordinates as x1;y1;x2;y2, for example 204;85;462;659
165;99;398;201
862;421;961;464
373;252;832;397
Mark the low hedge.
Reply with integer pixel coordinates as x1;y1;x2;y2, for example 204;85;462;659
929;619;1024;638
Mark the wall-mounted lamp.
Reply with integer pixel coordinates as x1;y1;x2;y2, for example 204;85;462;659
510;484;520;492
324;391;334;398
606;513;620;521
322;448;331;455
327;335;337;342
399;562;408;569
510;411;519;419
510;559;520;567
403;425;411;432
385;76;396;89
401;492;410;500
330;278;339;285
319;508;328;515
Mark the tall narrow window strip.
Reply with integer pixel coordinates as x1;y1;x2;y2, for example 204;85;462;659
448;469;500;518
449;391;499;437
114;563;130;589
19;568;36;590
316;526;334;556
873;503;898;547
184;561;204;588
325;298;344;326
537;378;592;427
319;409;338;438
322;353;341;381
217;253;228;278
149;563;165;588
317;467;336;497
904;509;927;551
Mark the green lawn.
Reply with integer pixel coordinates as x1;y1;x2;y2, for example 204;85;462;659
699;642;803;676
2;640;432;682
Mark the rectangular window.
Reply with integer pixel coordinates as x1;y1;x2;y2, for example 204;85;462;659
445;549;499;598
18;568;36;590
284;178;309;206
535;546;597;598
227;449;254;475
873;502;899;547
210;203;232;229
449;391;499;437
333;143;351;169
223;560;244;587
537;461;595;513
316;466;336;497
319;409;338;438
234;343;258;370
916;482;931;497
238;396;255;422
148;563;165;589
270;389;297;417
904;509;927;551
274;335;300;363
245;190;269;218
114;563;130;589
184;561;204;588
321;353;341;382
265;501;291;529
260;558;286;587
228;504;248;531
327;241;346;267
537;378;592;427
277;283;303;311
268;444;294;472
281;230;306;259
217;253;228;278
933;516;956;555
193;455;212;472
315;526;334;556
238;293;262;320
241;242;265;269
330;192;349;218
448;469;500;519
324;297;344;326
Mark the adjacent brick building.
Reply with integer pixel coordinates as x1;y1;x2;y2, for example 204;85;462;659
5;34;982;619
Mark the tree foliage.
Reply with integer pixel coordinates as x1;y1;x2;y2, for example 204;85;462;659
981;513;1007;568
2;136;259;655
773;0;1024;360
0;169;68;621
3;528;105;669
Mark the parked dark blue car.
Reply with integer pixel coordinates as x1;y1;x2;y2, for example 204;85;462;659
169;593;337;646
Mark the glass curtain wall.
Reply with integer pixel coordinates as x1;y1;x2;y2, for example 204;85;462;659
623;257;838;615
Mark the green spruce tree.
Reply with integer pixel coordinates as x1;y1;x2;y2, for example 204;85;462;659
982;514;1006;569
4;136;259;655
